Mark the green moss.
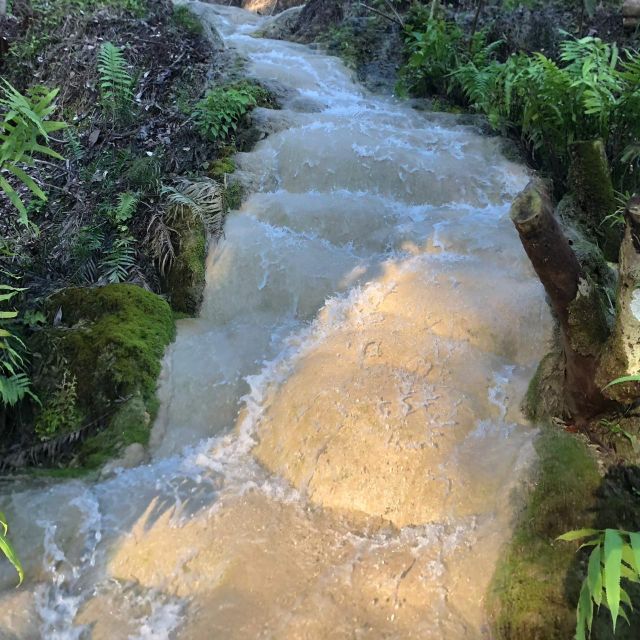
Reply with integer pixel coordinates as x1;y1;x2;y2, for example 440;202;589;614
79;393;151;468
209;157;236;180
567;277;610;357
47;284;174;407
568;140;621;260
171;5;204;35
489;428;601;640
164;213;207;314
34;284;175;468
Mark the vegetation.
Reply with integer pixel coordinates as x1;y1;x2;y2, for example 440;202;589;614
0;280;34;407
0;82;65;225
0;0;270;471
194;85;259;142
400;18;640;190
559;528;640;639
97;42;136;123
0;511;22;586
489;429;601;640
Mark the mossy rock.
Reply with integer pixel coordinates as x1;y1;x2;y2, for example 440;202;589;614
33;284;175;468
80;393;154;469
163;211;207;315
524;349;566;421
489;429;601;640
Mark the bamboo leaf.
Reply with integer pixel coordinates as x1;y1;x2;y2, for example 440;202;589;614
604;528;623;631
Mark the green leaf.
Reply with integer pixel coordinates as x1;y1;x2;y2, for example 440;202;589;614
558;529;599;542
628;532;640;576
0;176;27;224
576;579;592;640
0;512;23;586
604;528;624;631
4;163;47;201
587;544;604;607
604;374;640;389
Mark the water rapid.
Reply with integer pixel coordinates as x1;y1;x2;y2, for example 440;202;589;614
0;3;552;638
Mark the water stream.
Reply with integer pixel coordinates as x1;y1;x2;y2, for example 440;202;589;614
0;4;552;638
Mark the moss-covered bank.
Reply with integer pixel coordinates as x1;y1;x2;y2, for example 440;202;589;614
489;427;640;639
163;213;207;315
489;429;600;639
30;284;175;469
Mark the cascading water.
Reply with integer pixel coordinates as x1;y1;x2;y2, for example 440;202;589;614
0;3;552;638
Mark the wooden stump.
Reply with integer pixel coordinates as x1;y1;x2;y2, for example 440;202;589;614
511;180;610;420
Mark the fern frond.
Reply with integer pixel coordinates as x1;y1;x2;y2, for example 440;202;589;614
0;373;32;406
112;191;139;223
162;178;225;238
97;42;134;121
146;212;176;276
99;234;136;283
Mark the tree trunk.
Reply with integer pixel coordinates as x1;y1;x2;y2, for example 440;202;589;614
510;179;610;421
0;1;6;16
569;139;620;260
596;195;640;403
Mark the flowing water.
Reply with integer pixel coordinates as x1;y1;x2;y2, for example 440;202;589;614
0;3;553;638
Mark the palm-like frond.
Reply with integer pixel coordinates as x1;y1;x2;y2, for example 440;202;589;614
162;178;225;238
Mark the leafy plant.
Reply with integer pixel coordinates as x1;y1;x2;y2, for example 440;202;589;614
64;128;84;162
0;279;35;407
109;191;139;224
0;82;66;225
0;511;23;586
97;42;135;122
72;224;106;283
35;369;84;441
99;234;136;283
599;418;640;453
125;155;161;193
559;528;640;639
193;86;257;142
404;24;640;187
162;178;225;236
399;18;463;95
146;212;175;276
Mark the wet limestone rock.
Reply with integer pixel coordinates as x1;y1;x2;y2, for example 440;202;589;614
33;284;175;468
291;0;344;42
252;260;551;528
253;5;304;39
163;211;207;315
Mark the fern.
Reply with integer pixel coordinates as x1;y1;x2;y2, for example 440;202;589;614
64;128;84;162
99;234;136;283
0;373;32;407
0;82;66;225
72;225;105;283
97;42;134;121
146;212;176;276
110;191;139;223
0;280;35;407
